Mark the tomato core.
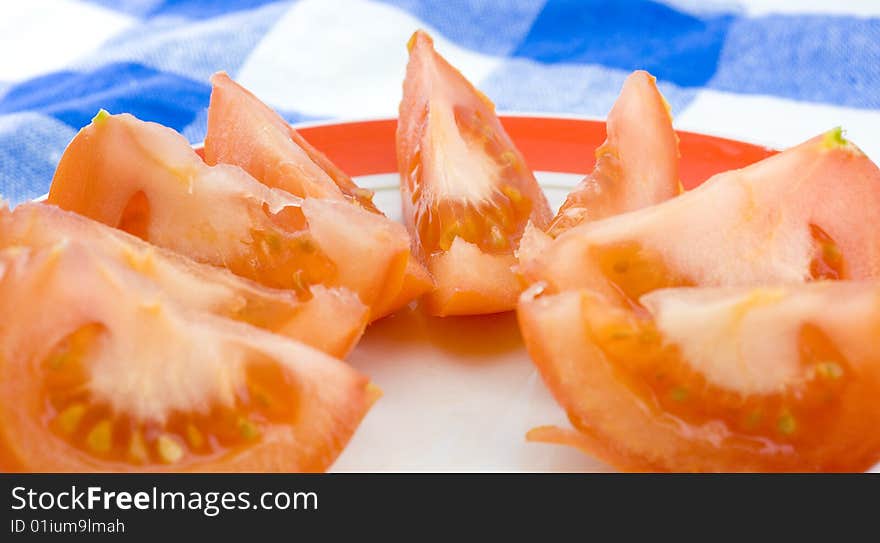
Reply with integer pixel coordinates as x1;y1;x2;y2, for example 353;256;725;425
43;326;300;467
592;242;694;309
587;307;853;460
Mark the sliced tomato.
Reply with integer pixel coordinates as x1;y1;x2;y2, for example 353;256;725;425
0;202;367;358
48;111;414;321
205;71;377;209
0;244;379;472
205;72;431;319
546;70;680;237
520;129;880;303
397;30;552;316
519;282;880;472
519;129;880;471
380;256;435;318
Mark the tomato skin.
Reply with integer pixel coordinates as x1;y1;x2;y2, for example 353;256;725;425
0;244;379;472
521;131;880;299
206;71;380;212
397;31;552;316
518;130;880;472
48;112;414;321
205;72;431;319
548;70;680;236
518;284;880;472
0;202;367;358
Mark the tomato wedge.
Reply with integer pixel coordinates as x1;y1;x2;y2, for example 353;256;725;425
397;30;552;316
519;282;880;472
518;129;880;471
0;243;379;472
0;202;367;358
205;71;378;209
546;70;680;237
48;111;414;320
204;72;432;318
520;129;880;303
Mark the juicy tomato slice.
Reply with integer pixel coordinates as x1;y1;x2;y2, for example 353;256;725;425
0;202;367;358
397;30;552;316
48;111;413;320
546;70;681;237
519;283;880;472
0;244;379;472
520;129;880;304
205;71;378;211
204;72;432;319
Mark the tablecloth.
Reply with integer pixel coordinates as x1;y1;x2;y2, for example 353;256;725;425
1;0;878;204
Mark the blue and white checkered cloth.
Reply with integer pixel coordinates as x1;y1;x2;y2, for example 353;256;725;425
1;0;878;205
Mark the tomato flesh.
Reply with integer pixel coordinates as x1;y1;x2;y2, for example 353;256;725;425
521;130;880;296
809;223;846;280
0;244;378;472
206;71;379;211
519;130;880;471
547;70;681;236
410;105;536;257
48;112;413;320
205;72;430;318
0;202;367;358
44;332;299;465
586;302;849;450
398;31;552;316
519;283;880;471
576;224;847;312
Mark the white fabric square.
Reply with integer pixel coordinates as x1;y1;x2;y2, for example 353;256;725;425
0;0;135;81
677;89;880;162
237;0;502;118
